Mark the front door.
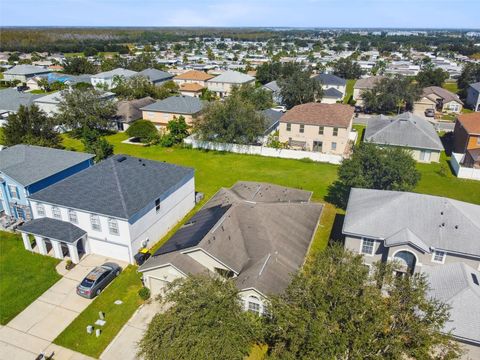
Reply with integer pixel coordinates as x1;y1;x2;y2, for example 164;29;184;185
313;141;323;152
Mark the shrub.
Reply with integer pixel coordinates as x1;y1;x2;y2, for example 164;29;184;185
159;133;175;147
126;120;159;143
138;287;151;300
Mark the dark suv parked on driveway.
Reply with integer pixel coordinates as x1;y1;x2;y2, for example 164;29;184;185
77;262;122;299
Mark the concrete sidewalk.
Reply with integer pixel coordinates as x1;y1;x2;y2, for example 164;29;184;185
0;254;126;360
100;301;163;360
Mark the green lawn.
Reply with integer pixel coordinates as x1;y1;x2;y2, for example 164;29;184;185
0;231;62;324
442;82;458;94
54;265;144;358
352;124;365;145
64;52;85;58
343;79;356;104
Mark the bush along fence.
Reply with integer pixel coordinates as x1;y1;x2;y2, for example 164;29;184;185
184;136;344;165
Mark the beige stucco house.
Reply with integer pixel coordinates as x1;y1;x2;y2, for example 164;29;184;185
353;76;385;106
278;103;354;155
173;70;215;87
140;95;204;130
206;70;255;98
414;86;463;115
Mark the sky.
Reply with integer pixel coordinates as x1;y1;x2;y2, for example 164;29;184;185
1;0;479;29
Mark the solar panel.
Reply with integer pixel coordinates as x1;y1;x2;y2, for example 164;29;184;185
154;204;231;256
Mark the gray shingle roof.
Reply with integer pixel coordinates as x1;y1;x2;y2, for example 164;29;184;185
138;68;173;83
263;80;280;93
34;90;115;105
140;96;204;115
4;65;51;76
18;217;86;244
314;73;347;86
422;263;480;344
323;87;344;98
140;181;322;295
208;70;255;84
365;112;444;151
29;155;194;219
0;88;43;113
0;145;94;187
469;82;480;92
92;68;137;79
343;188;480;257
261;109;282;133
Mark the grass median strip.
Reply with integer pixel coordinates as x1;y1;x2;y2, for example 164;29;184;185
54;265;144;358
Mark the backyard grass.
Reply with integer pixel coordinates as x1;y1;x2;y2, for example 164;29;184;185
343;79;356;104
352;124;365;145
54;265;144;358
442;82;458;94
0;231;61;324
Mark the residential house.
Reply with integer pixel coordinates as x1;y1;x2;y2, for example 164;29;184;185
0;88;42;123
173;70;215;87
26;73;92;91
342;188;480;357
466;82;480;112
261;109;282;136
34;90;116;116
414;86;463;115
138;181;322;313
353;76;384;106
206;70;255;98
114;97;156;131
3;65;52;83
141;95;204;129
364;112;444;163
138;68;174;86
453;113;480;154
278;103;354;155
262;80;282;104
20;155;195;264
313;73;346;103
90;68;138;89
462;148;480;169
178;83;204;97
0;145;94;221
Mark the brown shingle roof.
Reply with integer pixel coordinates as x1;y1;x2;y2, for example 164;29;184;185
174;70;215;81
422;86;463;105
280;103;354;128
179;83;204;92
457;113;480;135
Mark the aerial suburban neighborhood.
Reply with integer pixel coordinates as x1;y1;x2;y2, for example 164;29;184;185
0;2;480;360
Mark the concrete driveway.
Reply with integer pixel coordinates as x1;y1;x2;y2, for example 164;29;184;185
0;254;127;360
101;301;164;360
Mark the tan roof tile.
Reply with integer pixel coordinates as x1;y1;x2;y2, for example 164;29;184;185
457;113;480;135
174;70;215;81
280;103;354;128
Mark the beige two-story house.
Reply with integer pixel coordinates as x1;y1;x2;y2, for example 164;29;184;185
278;103;354;155
206;70;255;98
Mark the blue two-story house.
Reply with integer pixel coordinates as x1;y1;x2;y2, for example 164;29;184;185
0;145;94;221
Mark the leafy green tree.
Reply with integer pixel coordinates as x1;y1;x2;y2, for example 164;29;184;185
126;120;159;143
112;75;157;100
327;143;420;208
230;84;273;110
81;127;113;162
199;88;216;101
37;77;50;91
56;88;117;133
138;275;262;360
256;62;283;84
193;93;267;144
278;67;323;109
8;52;20;63
267;245;460;360
416;66;449;87
63;57;97;75
332;57;363;79
2;105;61;148
154;80;179;100
166;116;189;144
361;75;422;113
457;63;480;100
84;47;98;57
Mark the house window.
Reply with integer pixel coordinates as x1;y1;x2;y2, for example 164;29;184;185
247;296;261;315
333;127;339;136
432;250;446;264
286;123;291;132
331;142;337;151
318;126;324;135
155;198;161;213
108;218;119;236
36;204;46;217
360;238;375;255
90;215;101;231
8;185;19;199
68;209;78;224
52;206;62;220
299;124;305;133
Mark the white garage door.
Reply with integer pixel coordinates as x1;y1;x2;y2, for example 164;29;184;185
149;277;169;296
88;238;130;262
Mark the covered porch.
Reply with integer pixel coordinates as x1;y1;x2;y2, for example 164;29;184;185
18;217;87;264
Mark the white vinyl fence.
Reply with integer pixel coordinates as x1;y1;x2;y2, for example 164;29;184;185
184;136;344;164
450;153;480;181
